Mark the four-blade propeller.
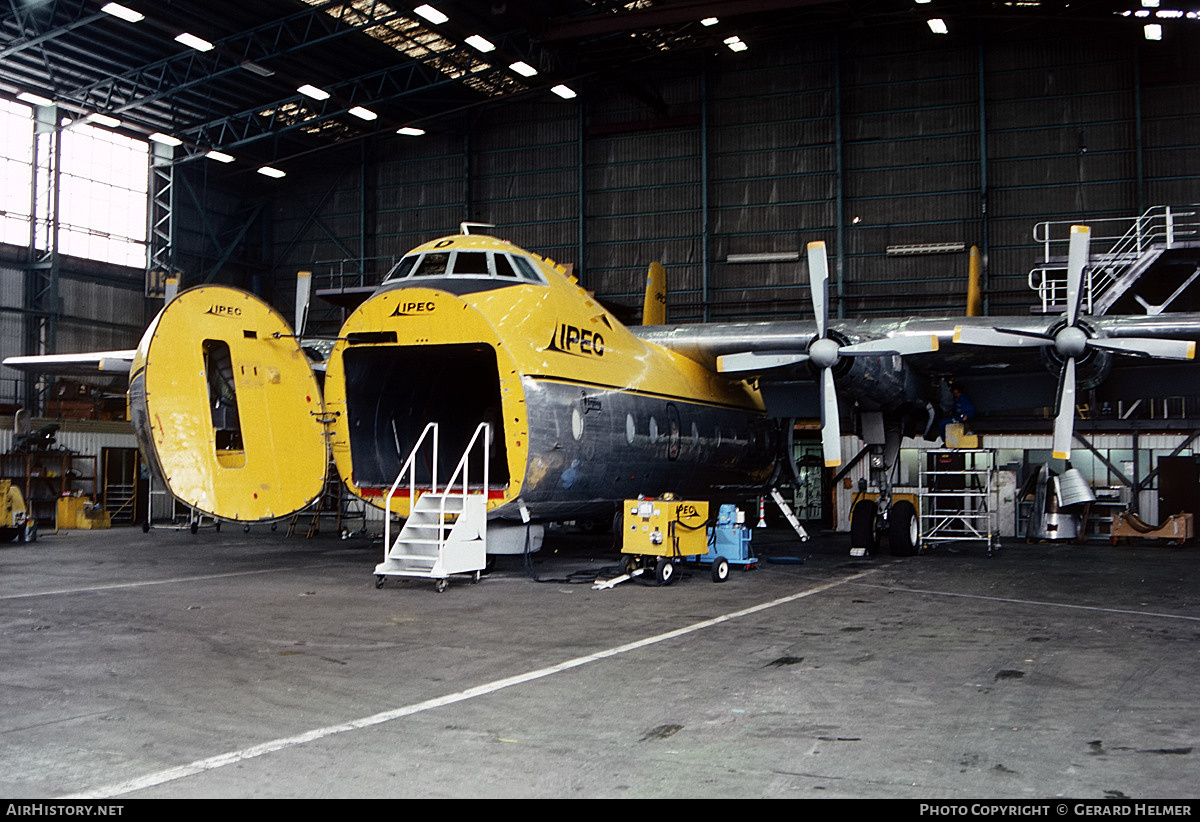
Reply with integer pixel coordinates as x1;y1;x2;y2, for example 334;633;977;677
718;241;938;468
953;225;1195;458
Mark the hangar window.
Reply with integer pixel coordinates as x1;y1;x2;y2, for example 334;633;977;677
58;123;148;268
0;99;33;247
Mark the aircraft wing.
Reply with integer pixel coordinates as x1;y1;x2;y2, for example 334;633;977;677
2;350;137;377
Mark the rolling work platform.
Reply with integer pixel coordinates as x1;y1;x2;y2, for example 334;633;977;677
918;448;1000;556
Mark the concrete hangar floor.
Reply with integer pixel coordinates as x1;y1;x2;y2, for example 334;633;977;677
0;523;1195;800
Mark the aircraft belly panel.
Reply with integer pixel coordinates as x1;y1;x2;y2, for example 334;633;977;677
517;377;775;517
131;287;327;522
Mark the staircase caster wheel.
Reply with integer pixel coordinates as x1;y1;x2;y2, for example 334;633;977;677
655;557;676;586
375;575;385;589
711;556;730;583
436;579;448;593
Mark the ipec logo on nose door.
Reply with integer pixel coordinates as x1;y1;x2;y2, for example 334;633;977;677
391;300;437;317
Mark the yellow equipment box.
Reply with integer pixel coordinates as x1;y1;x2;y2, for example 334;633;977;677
622;497;709;558
56;496;111;530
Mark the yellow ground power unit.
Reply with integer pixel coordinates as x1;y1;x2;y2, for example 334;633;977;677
621;496;709;585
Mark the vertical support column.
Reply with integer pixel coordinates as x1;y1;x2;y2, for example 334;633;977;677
146;140;177;298
25;104;60;413
700;66;711;323
834;40;846;320
577;101;586;289
978;39;991;315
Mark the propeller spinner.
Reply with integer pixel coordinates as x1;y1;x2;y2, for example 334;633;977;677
953;225;1196;459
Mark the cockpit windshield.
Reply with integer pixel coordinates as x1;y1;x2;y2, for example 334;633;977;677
383;249;546;284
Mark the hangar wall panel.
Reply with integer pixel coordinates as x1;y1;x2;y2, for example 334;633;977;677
253;26;1200;324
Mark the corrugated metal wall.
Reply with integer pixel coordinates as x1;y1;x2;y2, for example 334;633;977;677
266;27;1200;325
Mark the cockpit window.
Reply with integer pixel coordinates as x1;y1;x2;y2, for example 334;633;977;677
414;252;449;277
382;249;547;285
450;252;489;275
493;254;519;278
384;255;418;280
511;255;541;281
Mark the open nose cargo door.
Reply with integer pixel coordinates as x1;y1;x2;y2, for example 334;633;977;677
128;286;329;523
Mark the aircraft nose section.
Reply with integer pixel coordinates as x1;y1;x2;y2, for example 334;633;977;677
324;286;528;517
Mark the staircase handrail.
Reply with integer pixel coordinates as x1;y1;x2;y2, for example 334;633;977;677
1029;205;1200;313
383;422;439;562
435;422;491;531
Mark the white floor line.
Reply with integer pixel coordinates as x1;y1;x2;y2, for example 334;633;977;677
849;581;1200;622
64;568;878;799
0;567;297;600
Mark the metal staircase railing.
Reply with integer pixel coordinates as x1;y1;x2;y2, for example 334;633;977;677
377;422;491;591
1029;205;1200;313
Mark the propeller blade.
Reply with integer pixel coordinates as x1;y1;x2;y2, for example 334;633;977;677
820;366;841;468
807;241;829;339
1065;224;1090;326
1052;357;1077;460
295;270;312;336
1087;336;1196;361
841;334;939;357
953;325;1054;348
716;350;810;374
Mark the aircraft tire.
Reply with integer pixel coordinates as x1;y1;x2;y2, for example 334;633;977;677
850;499;879;554
889;499;919;556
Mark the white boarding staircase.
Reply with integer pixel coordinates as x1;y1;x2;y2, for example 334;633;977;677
374;422;490;593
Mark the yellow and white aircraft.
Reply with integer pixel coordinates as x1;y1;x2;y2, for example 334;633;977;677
5;225;1198;556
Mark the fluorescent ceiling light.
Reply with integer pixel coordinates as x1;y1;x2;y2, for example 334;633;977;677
206;150;235;163
701;17;718;26
927;18;949;34
149;132;182;146
16;91;53;107
240;60;274;77
465;34;495;52
175;32;214;52
396;126;425;136
257;166;286;178
297;84;331;100
86;113;121;128
1145;22;1163;39
348;106;377;120
101;3;144;22
551;84;576;99
413;4;449;25
509;61;538;77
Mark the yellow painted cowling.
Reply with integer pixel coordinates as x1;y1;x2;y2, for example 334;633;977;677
128;286;329;523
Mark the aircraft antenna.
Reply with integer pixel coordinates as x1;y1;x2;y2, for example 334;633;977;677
460;222;496;235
